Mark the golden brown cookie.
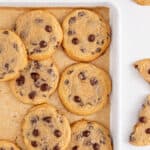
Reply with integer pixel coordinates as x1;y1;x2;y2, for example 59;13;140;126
22;104;71;150
67;120;112;150
10;59;59;105
0;29;27;81
134;0;150;5
134;59;150;83
130;95;150;146
58;63;111;115
62;9;111;62
15;10;63;60
0;140;20;150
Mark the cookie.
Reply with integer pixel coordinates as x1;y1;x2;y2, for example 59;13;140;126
134;59;150;83
62;9;111;62
0;29;27;81
22;103;71;150
58;63;111;115
10;59;59;105
0;140;20;150
130;95;150;146
67;120;112;150
134;0;150;5
15;10;63;60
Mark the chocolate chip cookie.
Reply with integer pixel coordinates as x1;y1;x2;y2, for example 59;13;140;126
62;9;111;62
68;120;112;150
22;104;71;150
10;59;59;105
0;29;27;81
134;0;150;5
58;63;111;115
15;10;63;60
0;140;20;150
130;95;150;146
134;59;150;83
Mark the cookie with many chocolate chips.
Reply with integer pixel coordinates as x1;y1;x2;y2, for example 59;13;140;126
58;63;111;115
9;59;59;104
62;9;111;62
0;29;27;81
134;59;150;83
15;10;63;60
130;96;150;146
0;140;20;150
22;104;71;150
67;120;112;150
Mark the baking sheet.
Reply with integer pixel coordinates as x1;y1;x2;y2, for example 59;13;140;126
0;7;110;149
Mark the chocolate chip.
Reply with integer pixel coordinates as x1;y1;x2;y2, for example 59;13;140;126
10;147;14;150
78;72;86;80
16;75;25;86
13;43;18;51
20;31;27;39
54;129;62;137
80;48;85;53
0;148;5;150
101;40;104;44
31;116;39;124
39;40;47;48
72;145;78;150
74;96;81;103
67;70;73;74
3;31;8;34
90;77;98;86
32;129;39;136
42;116;51;123
82;130;90;137
69;16;76;24
34;61;41;69
40;83;49;91
134;64;138;69
47;69;52;74
35;18;43;23
78;11;86;17
139;116;147;123
145;128;150;134
64;79;69;85
129;133;135;142
92;143;100;150
148;69;150;74
31;141;38;147
28;91;36;99
96;48;101;53
53;145;60;150
68;30;75;36
72;38;79;45
31;72;40;82
45;25;52;32
4;63;9;70
88;34;95;42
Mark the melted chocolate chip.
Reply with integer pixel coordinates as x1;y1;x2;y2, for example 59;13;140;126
78;72;86;80
32;129;39;136
31;116;39;124
3;31;8;34
34;61;41;69
139;116;147;123
28;91;36;99
78;11;86;17
72;145;78;150
31;141;38;147
67;70;73;74
80;48;86;53
92;143;100;150
69;16;76;24
31;72;40;82
45;25;52;32
4;63;9;70
96;48;101;53
145;128;150;134
40;83;49;91
39;40;47;48
148;69;150;74
42;116;51;123
134;64;138;69
82;130;91;137
47;69;52;74
72;38;79;45
16;75;25;86
35;18;43;23
68;30;75;36
101;40;104;44
88;34;95;42
90;77;98;86
74;96;81;103
54;129;62;137
53;145;60;150
64;79;69;85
